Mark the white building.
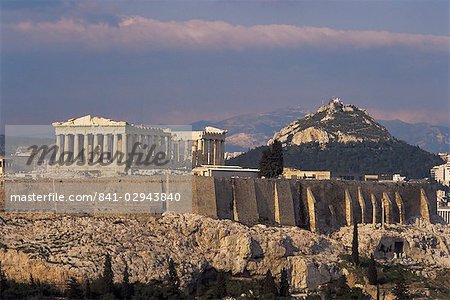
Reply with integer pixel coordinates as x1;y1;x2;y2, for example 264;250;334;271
438;207;450;224
431;163;450;186
392;174;406;182
192;165;259;178
47;115;226;176
0;156;5;176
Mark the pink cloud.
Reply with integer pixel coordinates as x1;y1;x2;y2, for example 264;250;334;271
5;17;450;52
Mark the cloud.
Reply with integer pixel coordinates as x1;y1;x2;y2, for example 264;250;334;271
4;17;450;53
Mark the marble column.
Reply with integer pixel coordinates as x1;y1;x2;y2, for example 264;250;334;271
166;136;171;159
112;134;118;162
158;136;163;153
142;135;148;153
149;135;154;154
192;140;198;167
83;134;89;164
183;140;189;162
202;139;208;165
213;139;218;165
92;134;99;162
64;134;70;162
55;134;62;162
220;140;225;164
215;140;220;165
103;134;109;162
161;135;166;154
73;134;79;162
208;139;214;164
121;134;127;163
134;134;140;156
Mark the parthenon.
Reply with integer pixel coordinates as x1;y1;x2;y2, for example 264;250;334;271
51;115;227;175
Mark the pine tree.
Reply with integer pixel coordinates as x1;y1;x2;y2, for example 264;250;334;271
121;264;133;300
271;140;284;177
66;277;83;299
351;222;360;266
262;270;277;298
259;148;272;178
367;254;377;285
279;268;290;297
259;140;284;178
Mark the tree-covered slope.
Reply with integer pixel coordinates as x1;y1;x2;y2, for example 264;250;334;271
228;139;443;179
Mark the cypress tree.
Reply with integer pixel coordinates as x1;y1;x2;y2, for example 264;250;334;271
367;254;377;285
121;264;133;300
259;140;284;178
351;222;360;266
259;148;272;178
99;254;114;295
271;140;284;177
279;268;290;297
262;270;278;298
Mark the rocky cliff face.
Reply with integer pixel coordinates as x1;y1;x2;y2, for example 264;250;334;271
0;213;449;294
268;98;392;146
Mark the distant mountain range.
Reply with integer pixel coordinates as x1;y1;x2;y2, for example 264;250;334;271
191;106;307;151
228;99;444;179
1;105;447;156
192;105;449;154
378;120;449;154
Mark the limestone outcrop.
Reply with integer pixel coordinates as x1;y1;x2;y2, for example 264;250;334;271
268;97;392;146
0;213;449;294
0;213;344;293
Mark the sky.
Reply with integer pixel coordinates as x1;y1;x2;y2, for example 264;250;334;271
1;0;449;128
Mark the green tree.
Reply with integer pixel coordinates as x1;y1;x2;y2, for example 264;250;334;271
279;268;289;297
367;254;377;285
351;222;360;266
259;140;284;178
262;270;277;298
121;264;133;300
66;277;83;299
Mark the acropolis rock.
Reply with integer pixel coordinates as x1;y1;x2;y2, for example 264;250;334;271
0;213;449;294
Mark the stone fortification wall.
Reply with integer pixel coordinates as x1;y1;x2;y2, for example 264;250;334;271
192;178;437;233
0;177;437;233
